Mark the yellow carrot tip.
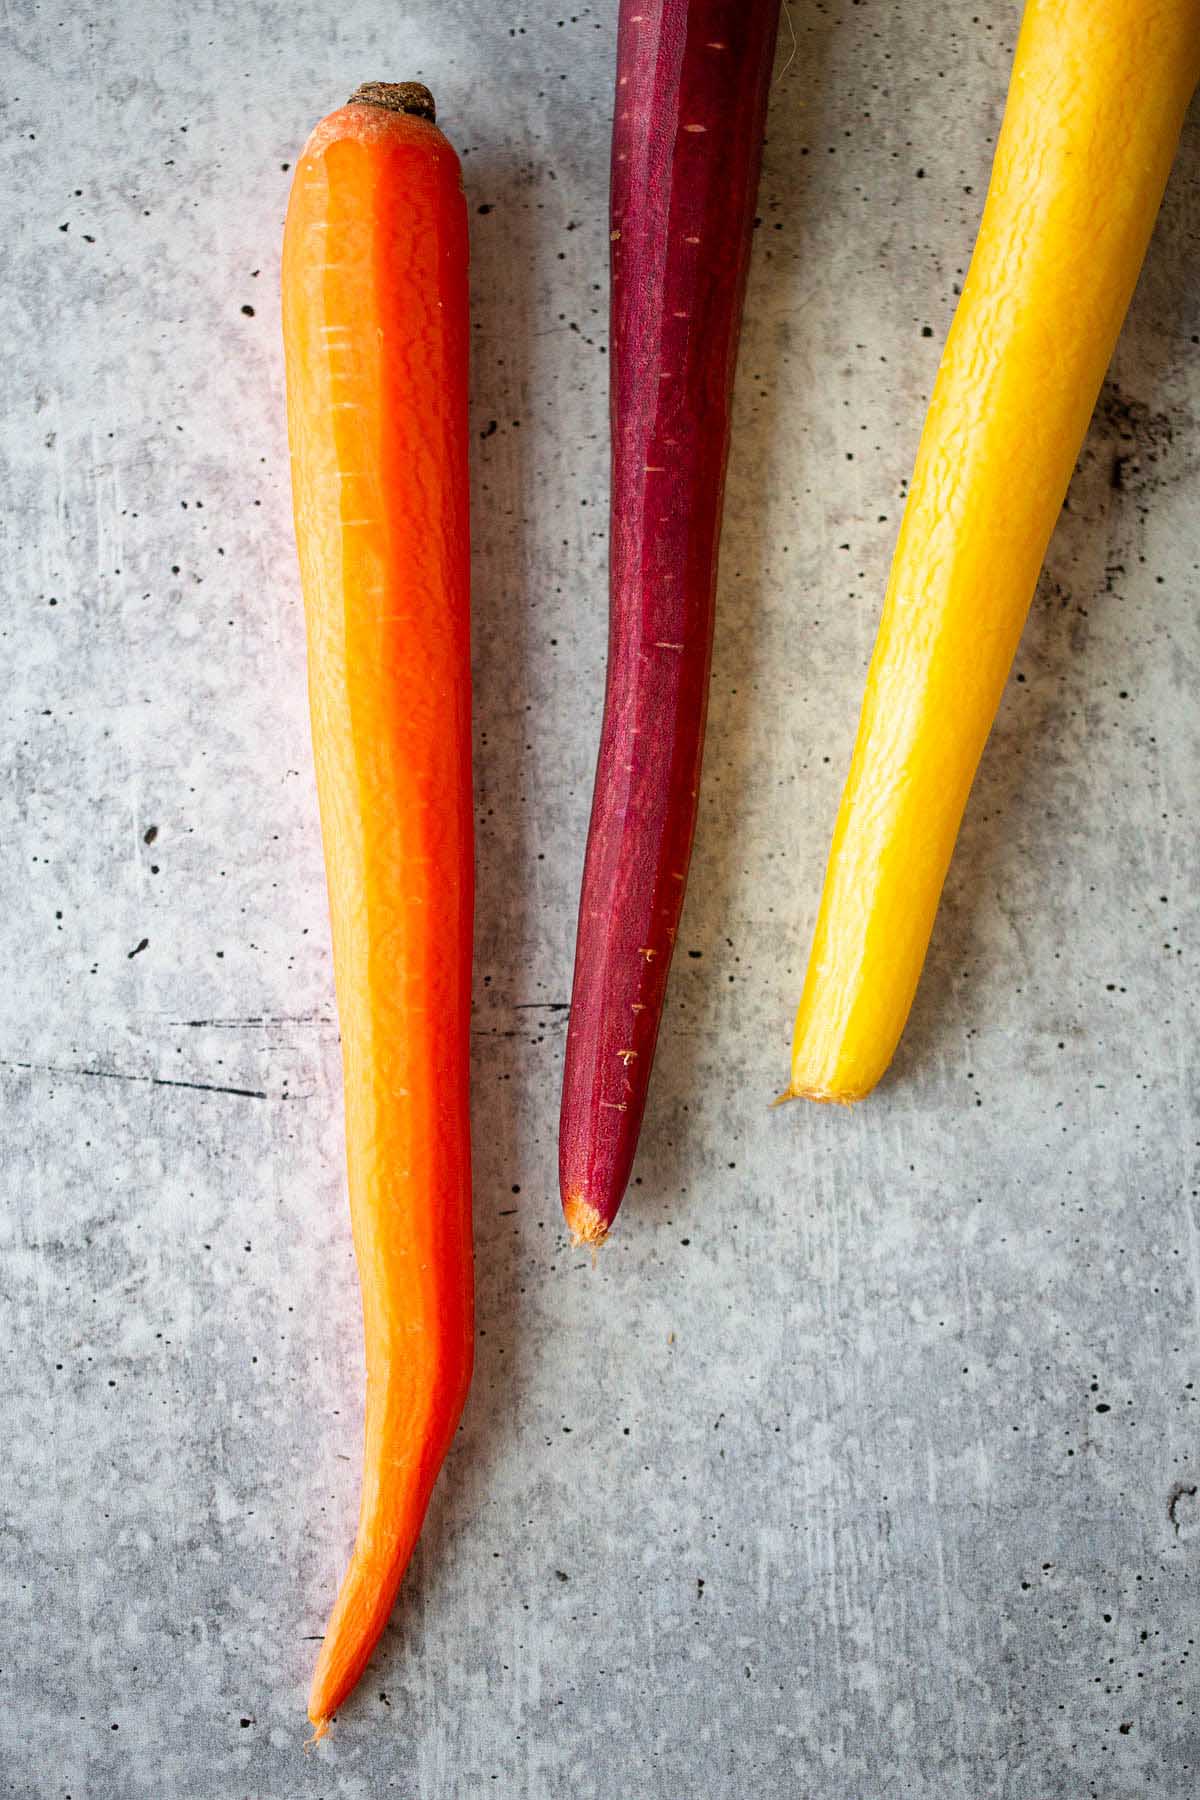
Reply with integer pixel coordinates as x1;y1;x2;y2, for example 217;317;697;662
774;1081;862;1108
564;1194;609;1253
305;1715;332;1749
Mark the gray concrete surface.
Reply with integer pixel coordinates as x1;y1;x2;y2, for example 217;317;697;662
2;2;1199;1795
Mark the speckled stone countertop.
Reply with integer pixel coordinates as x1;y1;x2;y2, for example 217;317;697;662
2;3;1198;1796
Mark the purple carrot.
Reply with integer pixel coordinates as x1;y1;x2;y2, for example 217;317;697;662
560;0;782;1247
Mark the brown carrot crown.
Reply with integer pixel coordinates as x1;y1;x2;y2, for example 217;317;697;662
348;81;436;122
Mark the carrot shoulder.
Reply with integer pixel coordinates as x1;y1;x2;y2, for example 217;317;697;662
786;0;1200;1105
281;83;473;1733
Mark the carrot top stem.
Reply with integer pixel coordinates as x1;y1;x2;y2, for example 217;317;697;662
347;81;437;121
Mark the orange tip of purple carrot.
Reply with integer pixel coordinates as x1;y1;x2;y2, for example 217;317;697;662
564;1193;609;1252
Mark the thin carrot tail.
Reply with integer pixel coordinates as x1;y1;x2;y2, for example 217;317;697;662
306;1349;473;1734
306;1540;412;1733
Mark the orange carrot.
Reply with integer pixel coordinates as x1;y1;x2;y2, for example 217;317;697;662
281;82;473;1737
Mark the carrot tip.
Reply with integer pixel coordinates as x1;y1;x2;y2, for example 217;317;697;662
564;1195;609;1252
306;1715;332;1749
778;1080;861;1107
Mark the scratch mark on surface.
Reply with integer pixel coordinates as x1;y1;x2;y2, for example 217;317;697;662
176;1013;334;1030
1185;1196;1200;1349
0;1058;267;1100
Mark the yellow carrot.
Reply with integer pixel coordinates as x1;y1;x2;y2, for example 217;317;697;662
786;0;1200;1105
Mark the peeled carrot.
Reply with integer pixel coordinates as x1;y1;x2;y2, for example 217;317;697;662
559;0;782;1248
786;0;1200;1106
282;83;473;1734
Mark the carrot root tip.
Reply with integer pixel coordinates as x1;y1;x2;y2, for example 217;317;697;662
779;1080;862;1108
306;1716;332;1749
564;1195;609;1253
